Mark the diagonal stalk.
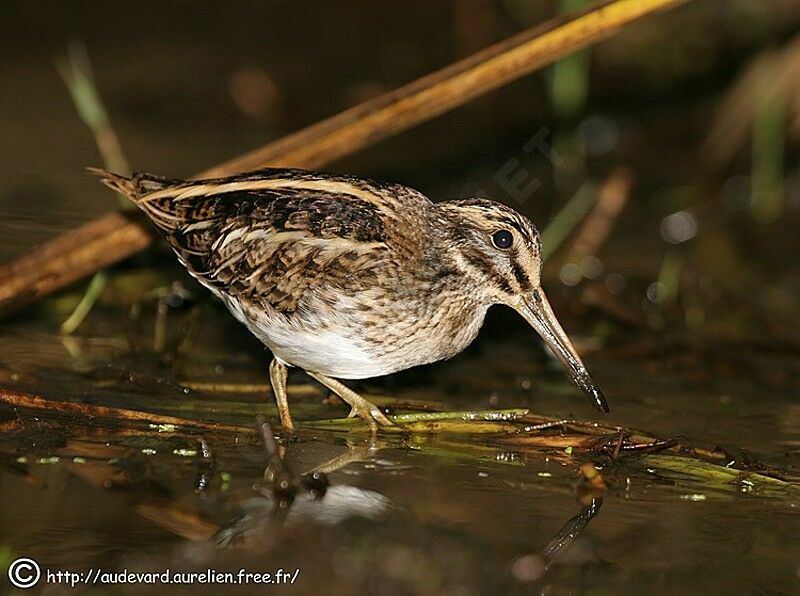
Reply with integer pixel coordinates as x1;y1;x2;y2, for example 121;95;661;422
0;0;693;316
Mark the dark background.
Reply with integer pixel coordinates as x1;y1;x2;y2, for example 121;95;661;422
1;2;800;594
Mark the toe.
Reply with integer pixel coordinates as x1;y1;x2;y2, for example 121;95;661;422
371;408;394;427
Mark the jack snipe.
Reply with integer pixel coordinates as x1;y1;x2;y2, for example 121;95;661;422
92;167;609;431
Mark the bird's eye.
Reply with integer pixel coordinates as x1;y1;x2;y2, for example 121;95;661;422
491;229;513;249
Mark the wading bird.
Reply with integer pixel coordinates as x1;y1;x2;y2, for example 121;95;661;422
93;167;608;431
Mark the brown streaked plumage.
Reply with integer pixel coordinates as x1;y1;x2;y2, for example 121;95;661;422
91;166;609;431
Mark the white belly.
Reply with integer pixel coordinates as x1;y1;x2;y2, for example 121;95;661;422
219;294;399;378
218;292;488;380
265;327;389;379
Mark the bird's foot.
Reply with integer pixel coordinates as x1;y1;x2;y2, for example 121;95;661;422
345;395;394;433
306;371;394;434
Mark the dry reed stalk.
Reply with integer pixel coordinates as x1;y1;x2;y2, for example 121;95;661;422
0;0;692;316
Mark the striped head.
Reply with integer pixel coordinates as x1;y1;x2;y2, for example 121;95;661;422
438;198;543;301
438;198;609;413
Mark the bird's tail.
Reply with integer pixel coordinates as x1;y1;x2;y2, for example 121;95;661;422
87;167;176;200
87;167;184;231
87;167;140;199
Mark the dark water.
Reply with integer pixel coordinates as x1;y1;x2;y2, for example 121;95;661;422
0;298;798;595
2;1;800;594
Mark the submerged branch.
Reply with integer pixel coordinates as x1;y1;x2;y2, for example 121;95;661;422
0;389;254;435
4;388;799;500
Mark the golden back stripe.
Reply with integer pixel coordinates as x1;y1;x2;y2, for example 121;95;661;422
141;178;392;210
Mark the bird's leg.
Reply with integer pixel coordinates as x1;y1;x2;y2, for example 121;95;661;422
269;358;293;431
306;372;394;433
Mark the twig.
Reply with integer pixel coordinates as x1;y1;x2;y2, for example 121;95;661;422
256;415;284;471
305;408;529;434
612;431;626;459
60;269;108;334
0;0;693;316
0;388;255;435
180;381;320;396
56;41;131;192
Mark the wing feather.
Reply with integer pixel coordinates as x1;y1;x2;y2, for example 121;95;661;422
92;167;432;313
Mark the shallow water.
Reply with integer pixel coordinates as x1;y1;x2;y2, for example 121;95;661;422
1;296;799;595
3;1;800;594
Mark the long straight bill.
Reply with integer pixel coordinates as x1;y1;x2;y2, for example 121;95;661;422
517;289;609;413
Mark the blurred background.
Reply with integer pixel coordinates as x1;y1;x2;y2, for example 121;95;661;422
3;1;800;346
1;1;800;594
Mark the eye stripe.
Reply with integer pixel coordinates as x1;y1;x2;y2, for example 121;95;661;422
510;256;530;289
461;250;514;295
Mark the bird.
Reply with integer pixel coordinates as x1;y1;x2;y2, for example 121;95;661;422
91;166;609;431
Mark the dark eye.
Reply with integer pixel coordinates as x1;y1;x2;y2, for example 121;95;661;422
491;229;513;249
